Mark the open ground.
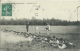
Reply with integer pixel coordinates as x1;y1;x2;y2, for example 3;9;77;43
0;25;80;51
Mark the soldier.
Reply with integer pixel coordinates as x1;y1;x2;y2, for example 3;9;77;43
26;22;29;32
35;26;39;34
46;23;50;35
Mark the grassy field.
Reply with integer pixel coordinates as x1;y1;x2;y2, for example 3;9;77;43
1;25;80;39
1;25;80;33
1;25;80;51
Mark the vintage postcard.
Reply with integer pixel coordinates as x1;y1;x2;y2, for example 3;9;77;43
0;0;80;51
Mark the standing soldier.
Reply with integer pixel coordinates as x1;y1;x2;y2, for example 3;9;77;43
35;26;39;34
46;23;50;35
26;22;29;32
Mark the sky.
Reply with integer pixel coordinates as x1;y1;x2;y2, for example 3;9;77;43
1;0;80;21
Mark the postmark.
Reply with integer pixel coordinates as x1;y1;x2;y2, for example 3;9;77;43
2;3;12;16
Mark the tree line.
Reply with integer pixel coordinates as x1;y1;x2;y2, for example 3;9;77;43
0;18;80;25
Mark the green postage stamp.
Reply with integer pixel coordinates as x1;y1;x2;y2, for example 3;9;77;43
2;3;12;16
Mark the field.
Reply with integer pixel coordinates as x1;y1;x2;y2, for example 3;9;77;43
0;25;80;51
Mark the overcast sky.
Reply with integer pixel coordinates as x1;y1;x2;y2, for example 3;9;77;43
1;0;80;21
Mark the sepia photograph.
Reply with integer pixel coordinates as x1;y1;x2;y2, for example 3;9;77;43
0;0;80;51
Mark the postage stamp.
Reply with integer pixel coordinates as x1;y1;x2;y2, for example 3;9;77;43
2;3;12;16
